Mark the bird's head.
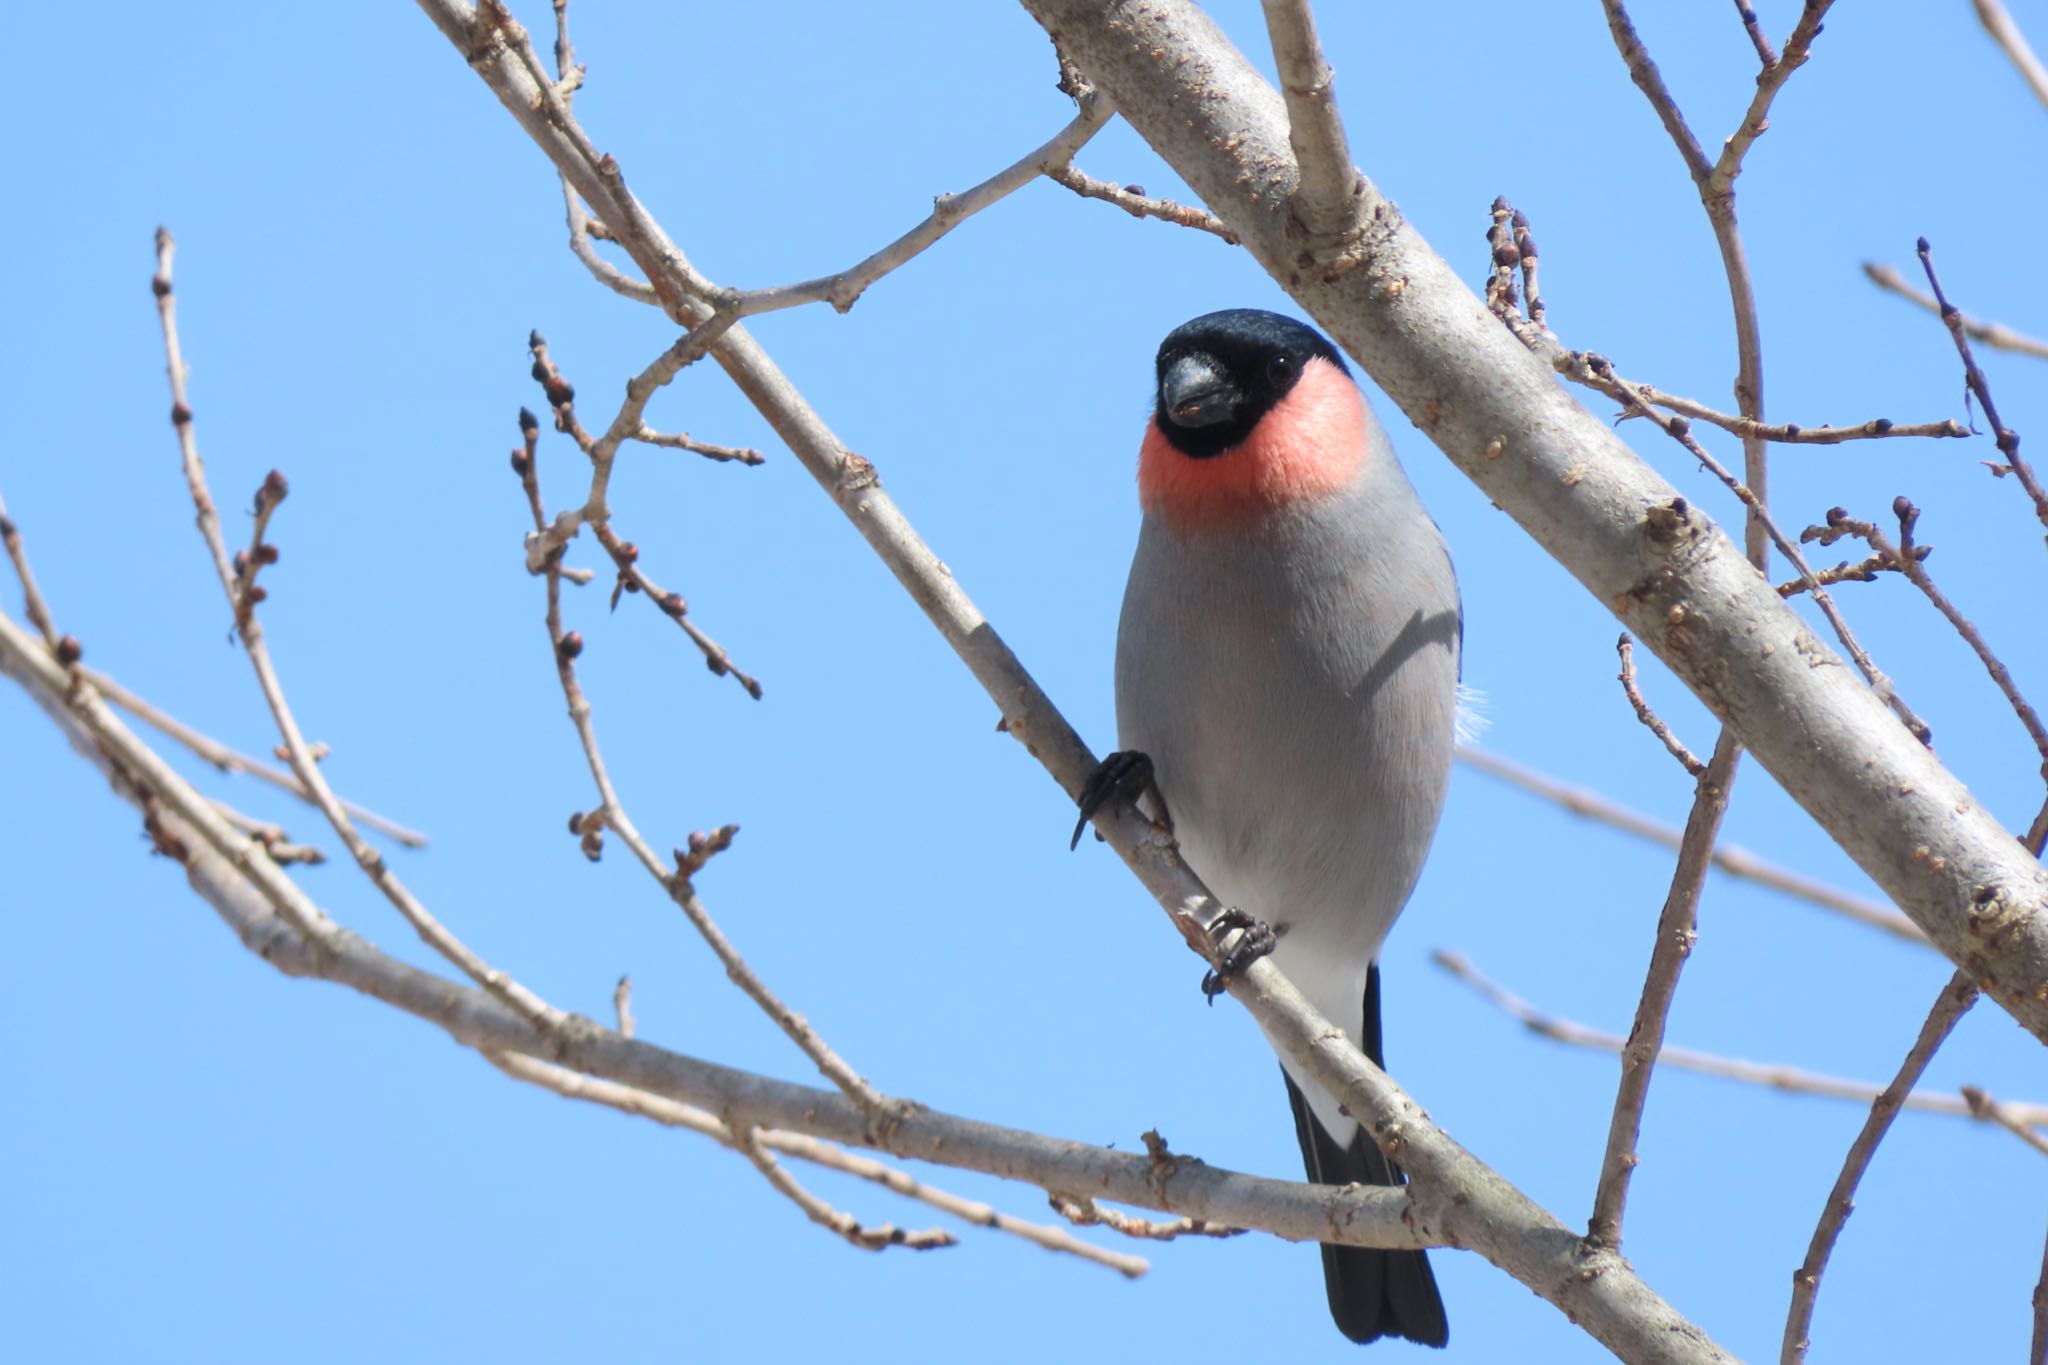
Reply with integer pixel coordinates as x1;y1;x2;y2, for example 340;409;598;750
1140;309;1371;528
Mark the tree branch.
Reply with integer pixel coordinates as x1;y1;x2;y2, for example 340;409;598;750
1781;972;1979;1365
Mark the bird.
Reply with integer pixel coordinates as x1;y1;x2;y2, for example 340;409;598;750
1078;308;1460;1346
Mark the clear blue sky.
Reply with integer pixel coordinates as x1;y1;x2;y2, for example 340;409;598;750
4;4;2044;1361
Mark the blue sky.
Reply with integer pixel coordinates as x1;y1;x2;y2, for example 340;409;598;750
4;3;2045;1362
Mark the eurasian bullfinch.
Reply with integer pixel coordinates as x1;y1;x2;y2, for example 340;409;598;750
1080;309;1459;1347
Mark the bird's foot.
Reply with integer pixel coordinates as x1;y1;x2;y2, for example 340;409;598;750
1070;749;1167;850
1200;907;1277;1003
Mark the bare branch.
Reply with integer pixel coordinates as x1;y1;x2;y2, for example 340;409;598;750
487;1050;1149;1274
1732;0;1777;69
1974;0;2048;114
732;1124;958;1253
1915;239;2048;543
1862;261;2048;362
1961;1086;2048;1159
1802;501;2048;787
731;93;1114;317
153;228;567;1032
2;602;1453;1263
1782;972;1979;1365
1434;950;2048;1135
631;427;765;465
1587;732;1739;1250
1258;0;1359;260
1454;745;1928;945
1573;350;1931;743
80;666;428;848
525;434;883;1119
0;492;58;646
1046;165;1239;241
1618;634;1707;776
1049;1193;1244;1243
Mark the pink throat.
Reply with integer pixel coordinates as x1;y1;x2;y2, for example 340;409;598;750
1136;357;1368;530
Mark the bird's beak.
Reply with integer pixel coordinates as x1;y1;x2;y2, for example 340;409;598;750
1161;353;1237;428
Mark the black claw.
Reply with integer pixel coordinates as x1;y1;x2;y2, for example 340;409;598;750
1200;907;1278;1002
1070;750;1158;850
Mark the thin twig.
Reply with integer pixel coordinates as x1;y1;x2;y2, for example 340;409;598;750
81;666;428;847
1586;732;1740;1251
1974;0;2048;114
1961;1087;2048;1159
152;228;564;1030
1861;262;2048;362
1453;745;1928;944
1774;552;1897;597
1048;1192;1244;1242
1259;0;1360;262
1579;351;1931;742
1782;972;1980;1365
525;426;889;1122
2034;1220;2048;1365
1046;165;1239;242
612;974;634;1038
1916;239;2048;542
524;332;763;698
1434;950;2048;1135
1732;0;1777;68
0;492;58;645
731;93;1114;316
485;1050;1147;1275
1618;634;1706;776
632;428;765;465
732;1124;956;1253
1803;502;2048;782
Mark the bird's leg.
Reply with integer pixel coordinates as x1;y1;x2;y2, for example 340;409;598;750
1200;906;1278;1003
1070;749;1171;850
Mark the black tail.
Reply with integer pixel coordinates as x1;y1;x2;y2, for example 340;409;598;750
1282;963;1447;1347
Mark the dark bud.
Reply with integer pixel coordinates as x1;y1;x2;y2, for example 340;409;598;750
1667;416;1690;437
544;377;575;407
529;329;546;350
232;549;250;576
151;275;172;297
567;811;584;834
1872;418;1894;434
530;358;549;384
1915;544;1934;561
1490;194;1510;213
557;630;584;661
1916;235;1930;255
254;543;280;566
171;402;192;426
1892;495;1915;518
661;592;686;617
617;540;639;563
518;406;540;434
245;585;269;607
1123;183;1146;196
580;828;604;862
0;514;13;537
54;635;83;666
262;469;289;504
1518;230;1539;257
622;579;640;593
1492;242;1520;267
1826;506;1848;525
510;449;530;476
1512;209;1530;230
1782;423;1801;438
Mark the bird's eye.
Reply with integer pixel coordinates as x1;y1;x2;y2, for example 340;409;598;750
1266;354;1295;383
